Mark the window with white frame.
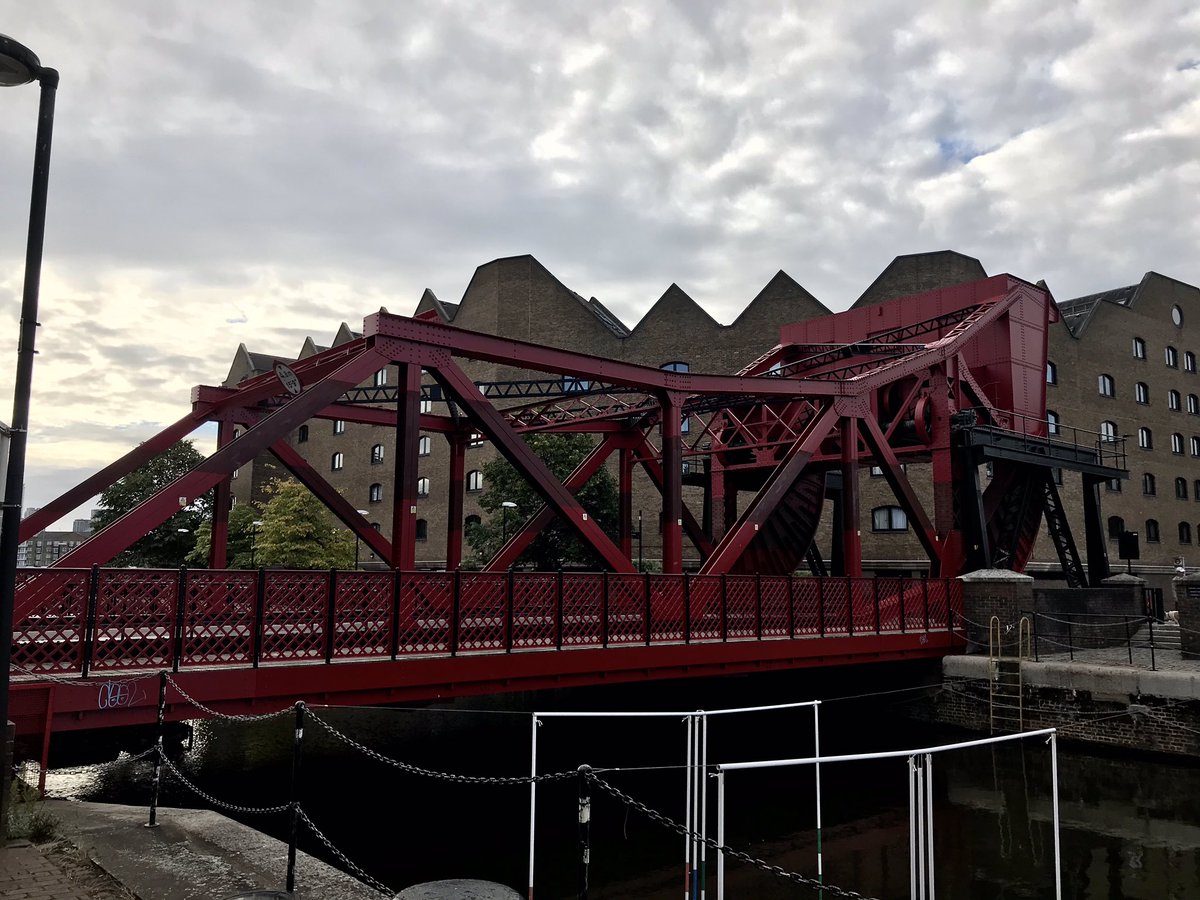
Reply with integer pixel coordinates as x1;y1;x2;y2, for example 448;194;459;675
1100;420;1118;442
871;506;908;532
1170;390;1182;411
1177;477;1189;500
331;452;344;471
1099;374;1115;397
1046;361;1057;384
1135;382;1149;404
1133;337;1146;359
369;482;383;503
1143;473;1156;496
333;419;346;435
1167;346;1179;368
1046;410;1060;435
1191;394;1200;415
417;477;430;496
1172;433;1184;454
1187;351;1197;373
1139;427;1153;450
418;436;431;456
420;398;433;414
371;443;384;464
466;470;483;492
373;368;388;387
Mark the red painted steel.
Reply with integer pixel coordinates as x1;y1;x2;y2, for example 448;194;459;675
8;567;963;739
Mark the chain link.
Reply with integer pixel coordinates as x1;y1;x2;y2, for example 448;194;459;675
10;662;159;689
585;772;881;900
307;709;576;786
165;673;294;722
158;750;292;816
297;807;395;897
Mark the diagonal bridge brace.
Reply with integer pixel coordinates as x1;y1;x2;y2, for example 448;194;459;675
52;345;389;568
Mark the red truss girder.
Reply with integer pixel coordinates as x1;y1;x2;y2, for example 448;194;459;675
35;273;1054;581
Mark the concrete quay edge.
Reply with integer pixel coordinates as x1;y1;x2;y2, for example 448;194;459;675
944;654;1200;701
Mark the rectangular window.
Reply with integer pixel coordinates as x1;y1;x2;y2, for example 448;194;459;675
333;419;346;435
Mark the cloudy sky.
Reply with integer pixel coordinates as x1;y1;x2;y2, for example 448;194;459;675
0;0;1197;527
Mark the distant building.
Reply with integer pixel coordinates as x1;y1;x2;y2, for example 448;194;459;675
72;518;94;535
17;529;87;567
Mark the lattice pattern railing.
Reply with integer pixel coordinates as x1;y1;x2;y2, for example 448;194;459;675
9;568;963;674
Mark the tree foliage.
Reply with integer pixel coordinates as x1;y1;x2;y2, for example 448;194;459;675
465;434;619;570
252;479;356;569
186;503;263;569
91;441;210;568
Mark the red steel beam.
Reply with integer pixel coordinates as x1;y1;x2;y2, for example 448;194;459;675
391;363;422;570
52;346;389;568
858;415;941;571
431;357;634;573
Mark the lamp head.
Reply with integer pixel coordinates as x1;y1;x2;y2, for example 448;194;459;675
0;34;41;87
501;501;518;509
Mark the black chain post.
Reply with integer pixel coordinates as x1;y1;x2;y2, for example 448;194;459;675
287;701;307;895
451;569;461;656
643;571;652;646
172;566;187;673
325;567;337;664
506;566;515;652
578;765;592;900
146;670;168;828
252;567;266;668
683;572;691;644
82;564;99;677
390;568;402;660
601;570;610;648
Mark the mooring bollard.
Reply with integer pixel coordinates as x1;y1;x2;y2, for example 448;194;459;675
577;764;591;900
287;701;307;895
146;670;169;828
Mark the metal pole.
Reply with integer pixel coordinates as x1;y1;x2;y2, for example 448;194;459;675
1050;732;1062;900
700;713;708;900
716;770;726;900
638;509;643;570
0;61;59;774
577;765;591;900
916;757;925;900
684;715;693;900
813;702;823;894
925;753;935;900
527;714;539;900
909;757;918;900
146;670;167;828
286;701;306;895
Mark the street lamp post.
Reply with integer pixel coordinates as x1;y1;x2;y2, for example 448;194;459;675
249;520;264;568
0;35;58;830
500;500;517;547
354;509;369;569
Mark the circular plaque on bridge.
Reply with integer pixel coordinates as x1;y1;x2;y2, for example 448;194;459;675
273;362;302;396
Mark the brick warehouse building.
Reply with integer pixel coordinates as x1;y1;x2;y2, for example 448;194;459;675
223;250;1200;597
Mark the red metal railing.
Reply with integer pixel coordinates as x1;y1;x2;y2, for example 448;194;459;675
11;567;963;676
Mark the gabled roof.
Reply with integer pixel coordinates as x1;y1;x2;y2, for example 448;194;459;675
1057;283;1139;337
629;283;721;335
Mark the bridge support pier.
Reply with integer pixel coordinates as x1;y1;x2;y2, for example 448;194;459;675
959;569;1034;652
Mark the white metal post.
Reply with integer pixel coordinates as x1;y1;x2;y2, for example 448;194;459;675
916;759;926;900
700;713;708;900
527;714;539;900
909;756;918;900
716;770;726;900
1050;732;1062;900
684;714;694;900
813;701;823;891
924;753;935;900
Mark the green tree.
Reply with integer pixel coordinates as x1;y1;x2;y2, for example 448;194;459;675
91;441;210;568
466;433;619;570
186;503;263;568
252;479;356;569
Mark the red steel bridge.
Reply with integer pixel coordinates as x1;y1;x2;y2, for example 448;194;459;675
9;273;1126;748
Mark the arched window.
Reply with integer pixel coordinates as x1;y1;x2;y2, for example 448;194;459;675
1046;361;1057;384
1167;346;1179;368
415;436;429;457
1181;522;1193;544
1100;421;1118;442
373;368;388;387
871;506;908;532
1172;433;1184;454
1098;374;1115;397
1138;427;1153;450
1046;410;1060;436
1190;394;1200;415
1107;515;1125;539
415;519;428;541
466;470;484;492
1170;390;1182;411
1187;351;1197;373
465;514;481;528
333;419;346;435
1106;477;1122;493
661;361;690;373
369;483;383;503
297;424;309;443
1135;382;1149;404
1143;473;1156;496
1146;519;1161;542
1193;437;1200;457
331;452;344;471
1132;337;1146;359
371;443;385;464
1177;477;1189;500
417;477;430;497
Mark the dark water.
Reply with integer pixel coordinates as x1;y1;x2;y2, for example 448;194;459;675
40;663;1200;898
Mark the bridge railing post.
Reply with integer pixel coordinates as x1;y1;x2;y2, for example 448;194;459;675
451;569;461;657
506;566;515;653
817;576;825;637
147;670;168;828
286;701;306;895
644;572;652;646
252;568;266;669
172;565;187;673
720;574;728;642
787;573;796;639
947;582;955;635
923;578;931;632
899;578;907;634
82;564;99;678
324;568;337;664
390;568;402;660
556;568;565;651
755;574;763;639
601;571;610;649
683;572;691;645
873;578;881;635
847;577;854;637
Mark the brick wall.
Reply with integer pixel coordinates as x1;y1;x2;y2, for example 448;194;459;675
1172;574;1200;658
1030;580;1145;649
959;571;1035;652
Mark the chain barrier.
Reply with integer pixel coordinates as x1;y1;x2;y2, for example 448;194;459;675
164;672;294;722
296;807;395;897
157;749;291;816
9;662;159;689
307;709;578;786
585;771;881;900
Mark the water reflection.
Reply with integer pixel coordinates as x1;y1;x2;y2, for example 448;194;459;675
40;679;1200;899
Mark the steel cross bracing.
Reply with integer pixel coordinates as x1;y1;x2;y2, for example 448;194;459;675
27;272;1111;584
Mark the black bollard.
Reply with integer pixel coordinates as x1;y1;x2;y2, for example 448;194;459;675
577;765;592;900
146;670;168;827
286;701;307;894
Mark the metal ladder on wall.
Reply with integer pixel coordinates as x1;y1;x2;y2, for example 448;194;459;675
988;615;1031;734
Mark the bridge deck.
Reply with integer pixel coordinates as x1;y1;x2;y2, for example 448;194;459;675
9;569;964;739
